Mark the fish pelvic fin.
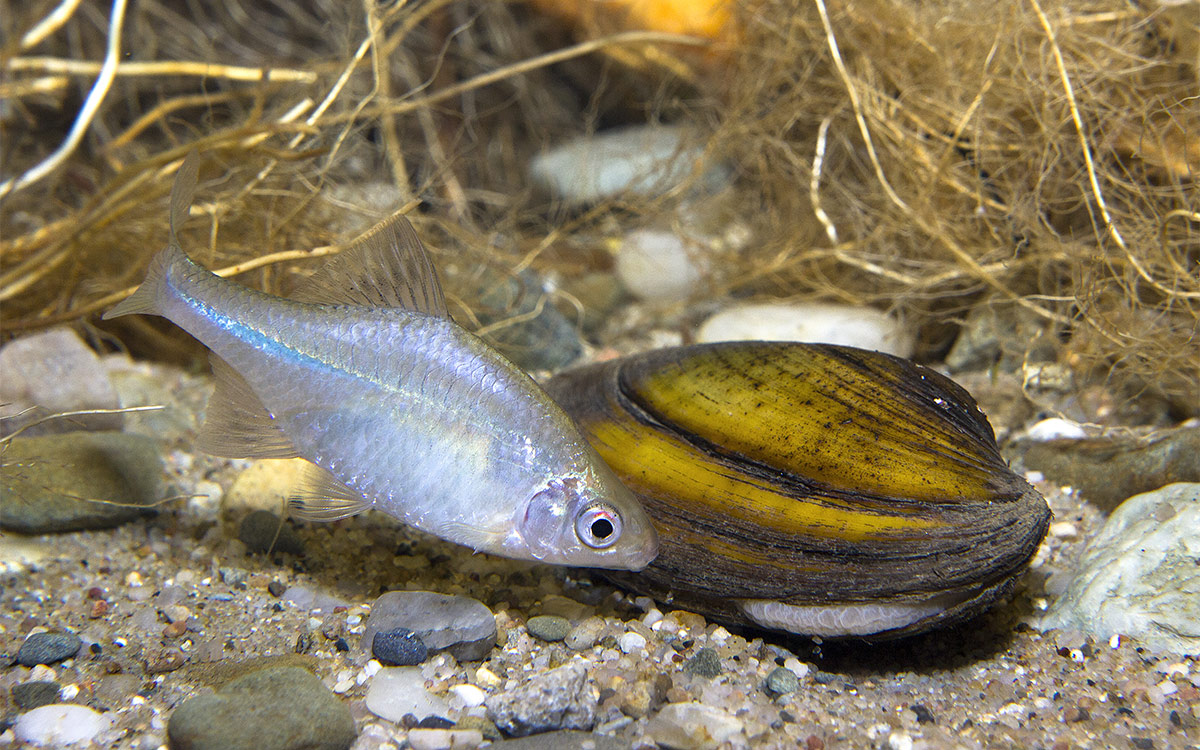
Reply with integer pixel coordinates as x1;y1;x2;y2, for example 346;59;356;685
197;356;300;458
287;463;372;522
290;213;449;317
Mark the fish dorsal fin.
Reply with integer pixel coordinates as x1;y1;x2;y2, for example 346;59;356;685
291;213;449;316
287;463;373;522
169;152;201;248
196;356;300;459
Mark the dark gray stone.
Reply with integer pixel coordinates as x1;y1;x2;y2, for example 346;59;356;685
238;510;304;556
485;661;597;737
167;665;354;750
0;432;162;533
486;730;627;750
684;647;722;678
361;591;496;662
11;681;60;709
16;632;82;666
764;667;799;696
526;615;570;643
371;628;428;666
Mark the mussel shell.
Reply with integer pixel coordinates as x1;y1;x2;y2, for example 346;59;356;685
546;342;1051;638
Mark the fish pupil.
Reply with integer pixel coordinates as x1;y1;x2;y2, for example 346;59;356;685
591;518;614;540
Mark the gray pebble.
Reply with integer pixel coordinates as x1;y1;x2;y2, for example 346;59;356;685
527;615;570;643
564;617;604;651
0;432;162;533
764;666;799;696
17;632;82;666
167;665;354;750
11;681;60;709
372;628;428;666
486;661;597;737
684;647;722;678
361;591;496;662
238;510;304;556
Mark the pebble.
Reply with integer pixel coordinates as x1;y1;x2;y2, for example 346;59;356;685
618;631;647;653
615;229;708;303
13;703;113;747
372;628;429;666
449;683;487;709
16;632;82;666
282;585;350;612
529;125;728;205
1026;417;1088;441
1042;482;1200;653
224;458;311;512
0;432;163;533
645;702;746;750
406;728;484;750
564;617;604;651
11;681;60;710
684;647;722;678
483;731;628;749
764;666;800;696
361;591;497;662
167;665;355;750
237;510;305;556
365;666;451;722
696;302;913;357
526;615;570;642
485;661;598;736
0;327;123;437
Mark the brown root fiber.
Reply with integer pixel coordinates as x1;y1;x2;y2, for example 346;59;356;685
0;0;1196;413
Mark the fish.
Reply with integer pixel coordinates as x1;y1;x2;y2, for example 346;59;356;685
546;341;1051;638
103;154;657;570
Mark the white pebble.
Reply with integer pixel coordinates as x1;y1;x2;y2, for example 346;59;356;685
474;666;501;689
365;667;450;722
449;683;486;708
14;704;112;746
886;730;914;750
783;658;809;680
1025;470;1045;484
1158;679;1178;696
406;728;483;750
1050;522;1079;539
618;632;647;654
333;677;355;694
709;626;731;643
616;229;707;303
697;302;913;357
643;609;664;628
58;685;78;701
28;665;56;683
1027;417;1087;441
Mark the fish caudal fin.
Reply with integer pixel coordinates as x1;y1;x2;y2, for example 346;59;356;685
290;213;449;316
197;356;300;459
288;463;372;522
102;249;172;319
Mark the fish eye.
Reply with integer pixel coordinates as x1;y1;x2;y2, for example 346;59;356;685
575;503;622;549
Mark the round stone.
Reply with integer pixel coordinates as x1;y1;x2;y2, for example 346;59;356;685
765;666;800;696
372;628;429;666
16;632;82;667
237;510;304;556
527;615;570;643
684;647;722;678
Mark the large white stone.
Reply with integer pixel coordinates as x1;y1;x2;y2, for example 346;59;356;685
1041;483;1200;654
696;302;913;356
365;667;451;722
615;229;707;303
13;704;112;746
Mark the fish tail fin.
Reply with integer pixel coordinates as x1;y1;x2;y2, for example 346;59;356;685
102;247;175;319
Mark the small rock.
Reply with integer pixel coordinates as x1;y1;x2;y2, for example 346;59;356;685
407;728;484;750
1026;417;1088;441
11;681;60;710
16;632;81;666
645;702;745;750
449;684;486;709
0;328;123;437
13;703;113;747
1041;483;1200;653
0;432;162;533
764;666;799;696
696;302;913;357
618;631;647;653
684;647;722;678
615;229;709;303
167;665;354;750
910;704;936;724
527;615;570;643
485;661;598;737
564;617;604;651
529;125;728;205
361;591;496;662
365;666;451;723
238;510;305;556
282;585;349;612
483;730;627;749
372;628;428;666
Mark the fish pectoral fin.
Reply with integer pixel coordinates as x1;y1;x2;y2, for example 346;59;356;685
196;356;299;459
287;463;372;522
290;213;449;317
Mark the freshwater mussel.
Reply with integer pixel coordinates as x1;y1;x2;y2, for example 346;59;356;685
546;342;1051;639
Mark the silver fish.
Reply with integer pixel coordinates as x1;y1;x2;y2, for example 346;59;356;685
104;154;657;570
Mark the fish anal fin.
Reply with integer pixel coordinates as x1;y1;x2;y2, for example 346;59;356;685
287;463;372;522
291;213;448;316
196;356;299;459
